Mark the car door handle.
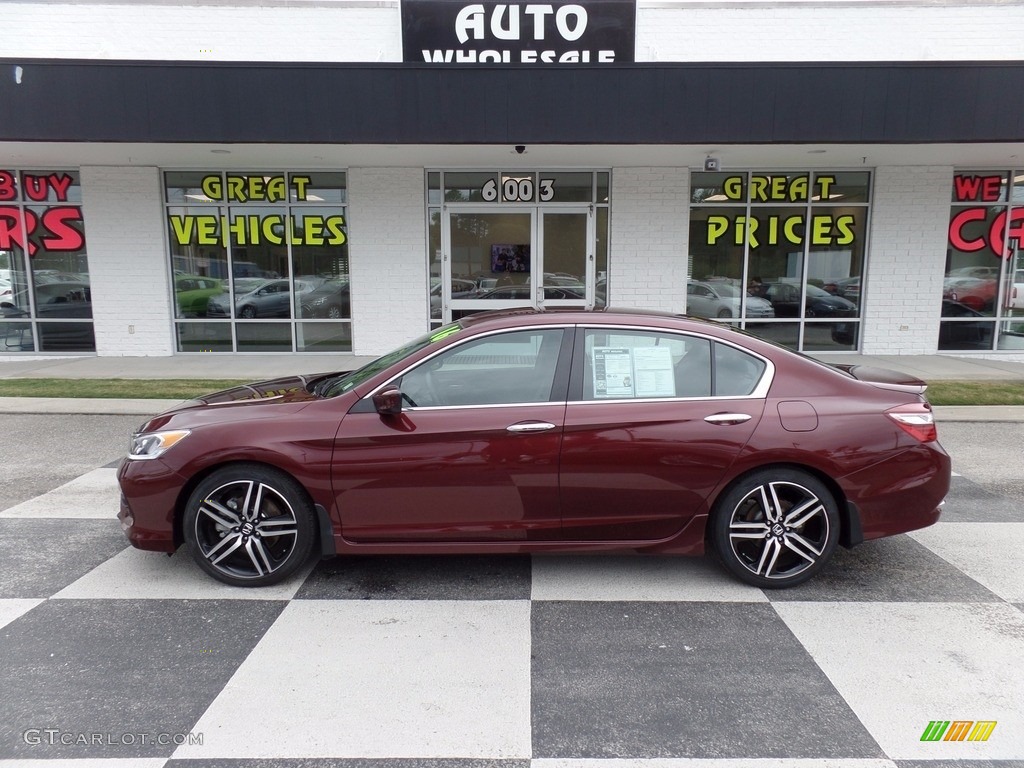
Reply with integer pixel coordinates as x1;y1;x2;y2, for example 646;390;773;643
704;413;753;425
507;421;557;433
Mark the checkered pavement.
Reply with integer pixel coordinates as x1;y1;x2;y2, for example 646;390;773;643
0;464;1021;768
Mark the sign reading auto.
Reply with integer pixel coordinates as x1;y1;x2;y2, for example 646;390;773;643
0;170;84;255
401;0;636;64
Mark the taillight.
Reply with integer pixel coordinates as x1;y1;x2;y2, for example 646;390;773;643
886;403;938;443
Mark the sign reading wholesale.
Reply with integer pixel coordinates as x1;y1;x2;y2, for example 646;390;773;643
401;0;636;64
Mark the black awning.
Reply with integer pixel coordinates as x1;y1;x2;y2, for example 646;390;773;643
1;59;1022;145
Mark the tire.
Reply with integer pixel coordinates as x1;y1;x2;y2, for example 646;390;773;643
326;304;343;319
239;305;257;319
183;464;317;587
709;468;839;589
716;308;732;318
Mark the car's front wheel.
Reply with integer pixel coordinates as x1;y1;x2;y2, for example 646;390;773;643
183;464;316;586
710;468;839;588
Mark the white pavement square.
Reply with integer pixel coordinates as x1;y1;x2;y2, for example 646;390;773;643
773;601;1024;760
53;547;312;601
174;599;533;760
910;522;1024;602
0;469;119;519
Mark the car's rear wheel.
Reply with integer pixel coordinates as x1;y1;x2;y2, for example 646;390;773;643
183;464;316;587
710;468;839;588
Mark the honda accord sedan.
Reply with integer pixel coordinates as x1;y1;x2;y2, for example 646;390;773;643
118;309;950;589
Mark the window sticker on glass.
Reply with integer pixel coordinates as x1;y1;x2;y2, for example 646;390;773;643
593;348;634;398
592;346;676;399
633;346;675;397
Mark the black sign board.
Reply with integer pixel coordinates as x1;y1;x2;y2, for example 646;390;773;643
401;0;636;65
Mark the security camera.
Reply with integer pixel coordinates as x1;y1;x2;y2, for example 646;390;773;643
515;145;526;155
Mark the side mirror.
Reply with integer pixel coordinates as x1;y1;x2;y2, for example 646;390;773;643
372;386;403;416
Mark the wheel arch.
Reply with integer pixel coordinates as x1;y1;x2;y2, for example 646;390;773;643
706;461;862;550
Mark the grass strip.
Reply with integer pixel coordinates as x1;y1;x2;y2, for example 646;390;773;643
0;378;248;400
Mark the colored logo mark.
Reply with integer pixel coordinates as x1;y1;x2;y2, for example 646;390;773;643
920;720;997;742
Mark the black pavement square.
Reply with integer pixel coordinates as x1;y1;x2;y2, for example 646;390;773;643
530;600;884;759
0;518;128;598
0;599;286;759
295;554;532;600
767;534;1002;603
940;476;1024;523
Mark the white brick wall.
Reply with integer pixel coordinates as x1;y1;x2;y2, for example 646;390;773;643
609;167;690;314
347;167;427;356
639;4;1024;62
4;3;402;62
861;166;953;355
81;166;175;356
5;1;1021;63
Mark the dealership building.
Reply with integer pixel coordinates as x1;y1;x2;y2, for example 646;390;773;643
2;0;1024;361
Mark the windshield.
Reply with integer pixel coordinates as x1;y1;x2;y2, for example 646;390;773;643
316;322;463;397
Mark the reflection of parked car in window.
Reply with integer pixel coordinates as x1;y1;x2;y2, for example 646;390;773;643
475;285;585;301
948;265;999;280
207;279;318;319
1;281;94;351
1009;270;1024;311
939;298;992;349
429;279;480;319
687;280;775;319
301;278;351;319
764;282;858;318
175;276;224;317
942;277;996;313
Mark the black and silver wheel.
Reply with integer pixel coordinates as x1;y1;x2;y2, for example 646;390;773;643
326;304;343;319
239;305;257;319
183;464;316;587
710;469;839;588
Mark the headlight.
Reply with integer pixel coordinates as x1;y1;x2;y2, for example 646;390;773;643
128;429;191;460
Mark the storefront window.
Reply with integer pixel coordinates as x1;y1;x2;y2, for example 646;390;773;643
689;171;869;351
941;171;1024;351
166;171;350;353
0;169;92;353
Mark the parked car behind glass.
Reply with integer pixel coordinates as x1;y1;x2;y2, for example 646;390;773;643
687;280;775;319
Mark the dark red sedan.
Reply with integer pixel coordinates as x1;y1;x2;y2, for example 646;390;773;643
118;309;950;589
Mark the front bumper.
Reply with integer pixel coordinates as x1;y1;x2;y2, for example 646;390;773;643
117;457;188;553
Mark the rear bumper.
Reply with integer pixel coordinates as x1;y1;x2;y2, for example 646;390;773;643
839;442;951;540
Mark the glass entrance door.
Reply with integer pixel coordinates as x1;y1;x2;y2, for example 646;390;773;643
539;209;592;308
443;209;535;321
441;207;593;322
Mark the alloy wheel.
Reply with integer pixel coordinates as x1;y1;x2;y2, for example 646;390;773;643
726;480;831;582
192;479;300;581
